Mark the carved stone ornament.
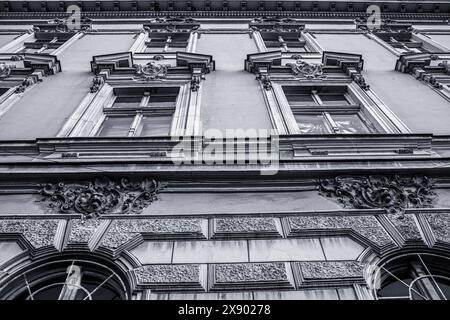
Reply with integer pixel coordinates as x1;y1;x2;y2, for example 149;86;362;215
47;18;70;32
251;16;294;24
256;72;272;90
0;62;11;79
439;60;450;73
135;62;170;81
38;177;164;218
190;74;202;91
286;61;326;80
14;77;34;93
352;73;370;90
319;175;436;218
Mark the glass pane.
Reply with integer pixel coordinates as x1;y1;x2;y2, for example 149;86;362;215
113;96;142;108
378;277;413;299
319;94;349;105
332;114;370;134
139;115;172;136
286;94;316;106
294;114;330;134
97;116;133;137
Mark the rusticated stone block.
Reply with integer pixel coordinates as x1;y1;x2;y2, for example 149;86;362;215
101;218;206;250
299;261;364;280
424;213;450;244
101;232;137;250
287;215;393;248
212;217;282;238
212;262;294;290
0;219;58;249
68;219;102;243
385;213;422;241
134;264;206;291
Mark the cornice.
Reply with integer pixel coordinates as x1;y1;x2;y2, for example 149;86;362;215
0;8;450;21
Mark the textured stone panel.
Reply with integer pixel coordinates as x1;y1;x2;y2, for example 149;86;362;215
287;216;393;248
424;213;450;244
101;218;206;249
0;219;58;249
212;217;281;238
212;262;294;290
385;214;422;241
299;261;364;280
134;264;205;291
68;219;102;243
101;232;137;250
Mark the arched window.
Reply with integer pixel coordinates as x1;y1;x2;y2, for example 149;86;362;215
0;259;129;300
371;253;450;300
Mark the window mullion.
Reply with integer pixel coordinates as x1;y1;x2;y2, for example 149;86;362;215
128;113;143;137
141;92;150;108
312;91;323;105
323;112;340;133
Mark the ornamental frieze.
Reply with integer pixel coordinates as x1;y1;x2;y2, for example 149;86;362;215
38;177;164;218
319;175;436;217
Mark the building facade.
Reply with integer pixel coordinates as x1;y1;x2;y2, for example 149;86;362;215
0;0;449;300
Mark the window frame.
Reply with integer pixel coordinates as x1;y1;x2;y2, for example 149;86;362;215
279;83;380;135
93;87;179;137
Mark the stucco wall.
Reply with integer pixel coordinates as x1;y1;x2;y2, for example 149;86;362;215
196;33;273;134
315;33;450;134
0;34;136;140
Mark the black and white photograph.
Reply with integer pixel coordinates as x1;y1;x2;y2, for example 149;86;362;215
0;0;449;307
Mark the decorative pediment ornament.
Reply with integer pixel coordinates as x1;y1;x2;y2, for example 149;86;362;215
38;177;164;219
319;175;436;218
251;16;294;24
0;62;11;78
135;62;170;81
153;16;196;24
286;61;326;80
250;16;304;32
355;18;413;33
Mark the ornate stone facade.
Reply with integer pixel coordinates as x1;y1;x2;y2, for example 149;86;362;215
0;6;450;301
